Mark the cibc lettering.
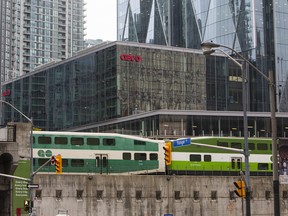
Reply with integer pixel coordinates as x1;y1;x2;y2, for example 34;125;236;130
120;54;142;62
2;89;11;96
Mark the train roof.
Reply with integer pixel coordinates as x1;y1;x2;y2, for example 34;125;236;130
33;131;164;144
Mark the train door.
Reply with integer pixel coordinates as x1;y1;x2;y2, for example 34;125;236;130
231;157;242;171
95;154;108;174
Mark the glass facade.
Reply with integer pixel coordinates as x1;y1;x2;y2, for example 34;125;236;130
2;41;288;139
2;42;206;130
73;110;288;139
118;0;288;112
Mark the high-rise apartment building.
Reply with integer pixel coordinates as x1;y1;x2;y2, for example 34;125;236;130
0;0;86;82
117;0;288;112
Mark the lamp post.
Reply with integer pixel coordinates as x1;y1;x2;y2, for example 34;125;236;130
201;42;279;216
202;47;251;215
0;100;34;213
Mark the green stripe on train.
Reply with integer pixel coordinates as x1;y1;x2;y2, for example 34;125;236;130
34;159;160;173
169;161;272;172
173;137;272;154
170;161;272;172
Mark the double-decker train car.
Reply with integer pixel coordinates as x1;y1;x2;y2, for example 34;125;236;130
33;131;273;176
33;131;166;175
168;136;273;176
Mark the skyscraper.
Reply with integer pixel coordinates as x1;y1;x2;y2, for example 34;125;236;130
0;0;86;82
118;0;288;112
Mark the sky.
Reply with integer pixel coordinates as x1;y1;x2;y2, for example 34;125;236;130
85;0;117;41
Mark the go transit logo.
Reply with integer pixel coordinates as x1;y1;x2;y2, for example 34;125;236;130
37;150;52;157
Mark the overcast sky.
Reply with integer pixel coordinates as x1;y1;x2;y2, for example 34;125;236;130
85;0;117;41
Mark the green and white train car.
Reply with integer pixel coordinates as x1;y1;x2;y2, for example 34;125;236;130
33;131;166;175
33;131;273;176
168;137;273;176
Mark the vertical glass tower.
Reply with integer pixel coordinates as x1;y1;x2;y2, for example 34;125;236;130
0;0;86;82
118;0;288;112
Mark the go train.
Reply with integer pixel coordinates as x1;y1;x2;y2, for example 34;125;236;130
33;131;273;176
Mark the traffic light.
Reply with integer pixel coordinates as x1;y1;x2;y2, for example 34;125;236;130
163;142;172;165
55;154;62;174
234;180;246;198
51;155;56;165
24;200;29;212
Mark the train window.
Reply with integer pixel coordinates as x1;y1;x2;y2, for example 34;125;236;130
257;143;268;150
231;142;242;149
134;153;146;160
150;153;158;160
248;143;255;150
190;154;201;162
217;142;228;147
38;136;51;144
71;159;84;167
237;159;241;169
204;155;211;162
38;158;50;166
55;137;68;145
62;159;68;167
103;138;115;146
258;163;269;170
134;140;146;145
231;159;235;169
102;157;107;167
71;137;84;145
96;157;100;167
87;138;100;145
123;153;131;160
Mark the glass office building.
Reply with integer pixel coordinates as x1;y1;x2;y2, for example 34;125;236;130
2;41;288;138
117;0;288;112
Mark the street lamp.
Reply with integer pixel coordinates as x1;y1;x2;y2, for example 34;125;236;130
0;100;34;213
203;46;251;215
201;42;279;216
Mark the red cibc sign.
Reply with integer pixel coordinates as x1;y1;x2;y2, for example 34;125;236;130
120;54;142;62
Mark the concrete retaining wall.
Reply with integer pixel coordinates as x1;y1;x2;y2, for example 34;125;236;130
33;174;288;216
